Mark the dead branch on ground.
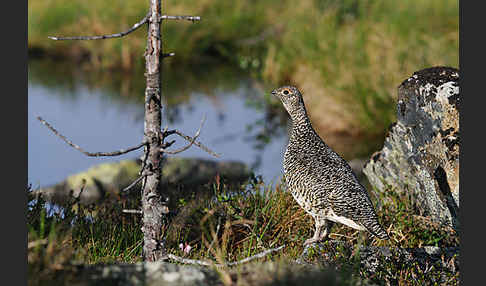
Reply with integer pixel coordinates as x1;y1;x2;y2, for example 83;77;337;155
165;245;285;267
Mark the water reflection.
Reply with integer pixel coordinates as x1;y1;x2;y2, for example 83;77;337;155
28;58;288;188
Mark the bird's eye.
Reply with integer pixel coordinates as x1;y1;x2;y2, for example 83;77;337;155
283;90;289;95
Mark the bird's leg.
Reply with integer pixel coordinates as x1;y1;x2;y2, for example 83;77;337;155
318;220;334;241
304;219;333;246
304;223;322;246
304;219;324;246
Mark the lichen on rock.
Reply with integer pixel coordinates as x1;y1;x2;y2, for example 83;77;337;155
30;157;251;207
363;66;459;231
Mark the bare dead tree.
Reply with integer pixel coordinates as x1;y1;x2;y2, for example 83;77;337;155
37;0;220;262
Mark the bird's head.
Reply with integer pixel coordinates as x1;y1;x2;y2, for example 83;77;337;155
271;86;306;118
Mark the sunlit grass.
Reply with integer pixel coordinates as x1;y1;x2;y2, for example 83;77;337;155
28;0;458;141
28;173;458;285
28;1;459;283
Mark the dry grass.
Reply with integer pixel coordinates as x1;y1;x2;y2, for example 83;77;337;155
28;0;458;139
28;172;458;285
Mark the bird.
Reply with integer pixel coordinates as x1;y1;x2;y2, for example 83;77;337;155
271;85;389;246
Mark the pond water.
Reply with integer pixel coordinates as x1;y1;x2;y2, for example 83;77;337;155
28;59;289;188
28;58;380;189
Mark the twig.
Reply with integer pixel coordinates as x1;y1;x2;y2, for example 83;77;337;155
166;255;213;266
122;209;143;215
161;15;201;22
162;119;220;157
28;239;48;249
121;175;145;193
160;115;206;155
122;171;153;193
207;216;222;256
162;52;175;58
48;13;149;41
173;130;221;158
166;245;285;267
72;178;87;204
37;116;146;157
226;245;285;266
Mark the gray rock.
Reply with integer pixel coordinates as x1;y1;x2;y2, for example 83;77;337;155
297;240;459;284
52;260;365;286
347;158;368;184
49;244;458;286
69;262;220;286
363;67;460;231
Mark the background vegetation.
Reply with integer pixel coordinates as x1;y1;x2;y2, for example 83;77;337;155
28;0;459;284
28;0;459;139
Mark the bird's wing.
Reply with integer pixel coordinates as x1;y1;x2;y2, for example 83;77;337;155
328;187;387;238
328;188;371;219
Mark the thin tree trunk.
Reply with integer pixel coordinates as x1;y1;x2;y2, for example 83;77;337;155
41;0;205;263
142;0;165;262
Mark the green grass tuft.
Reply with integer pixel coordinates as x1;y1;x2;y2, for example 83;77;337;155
28;174;458;285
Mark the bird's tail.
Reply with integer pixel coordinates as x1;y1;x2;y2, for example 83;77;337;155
367;221;390;240
376;228;390;240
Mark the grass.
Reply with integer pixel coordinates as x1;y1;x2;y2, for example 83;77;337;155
28;0;459;139
27;56;246;109
28;191;144;266
28;173;459;285
28;2;459;282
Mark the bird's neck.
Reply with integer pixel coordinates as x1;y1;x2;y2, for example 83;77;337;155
289;108;315;138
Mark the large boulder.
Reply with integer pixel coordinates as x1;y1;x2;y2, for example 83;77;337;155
363;67;459;231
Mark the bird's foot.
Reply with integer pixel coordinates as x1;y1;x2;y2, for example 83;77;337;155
303;237;320;246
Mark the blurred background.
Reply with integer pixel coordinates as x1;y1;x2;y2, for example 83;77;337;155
28;0;459;188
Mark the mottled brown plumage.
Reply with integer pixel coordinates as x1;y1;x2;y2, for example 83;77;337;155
272;86;389;245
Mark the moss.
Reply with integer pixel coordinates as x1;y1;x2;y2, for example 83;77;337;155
65;159;140;190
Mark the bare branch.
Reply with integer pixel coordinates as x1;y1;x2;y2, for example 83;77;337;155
165;255;213;266
48;13;149;41
173;130;221;158
122;209;143;215
161;140;176;149
226;245;285;266
162;52;175;58
37;116;146;157
71;178;87;204
122;170;154;193
122;175;146;193
160;115;206;155
165;245;285;267
206;216;222;256
161;15;201;22
162;118;220;157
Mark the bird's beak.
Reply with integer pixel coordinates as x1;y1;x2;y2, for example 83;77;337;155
271;89;277;96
